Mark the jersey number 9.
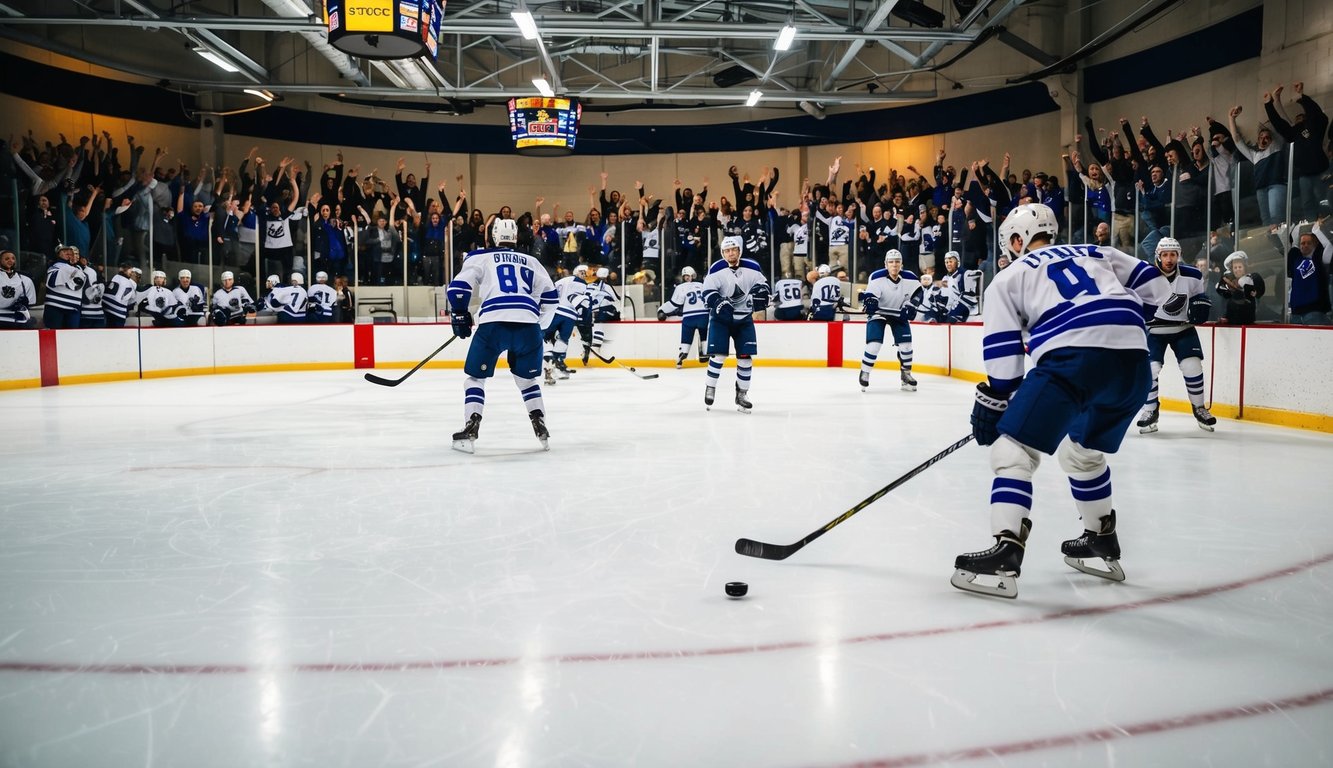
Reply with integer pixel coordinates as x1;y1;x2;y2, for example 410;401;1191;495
498;263;535;295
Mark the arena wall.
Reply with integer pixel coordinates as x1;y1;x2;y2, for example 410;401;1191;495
2;322;1330;433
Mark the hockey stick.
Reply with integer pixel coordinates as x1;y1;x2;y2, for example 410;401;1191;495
364;335;459;387
583;346;660;380
735;433;975;560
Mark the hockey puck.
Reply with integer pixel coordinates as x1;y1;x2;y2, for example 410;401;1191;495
724;581;749;598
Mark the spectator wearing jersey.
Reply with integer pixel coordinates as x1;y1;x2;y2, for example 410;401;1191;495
176;187;210;264
1286;219;1332;325
1267;82;1330;221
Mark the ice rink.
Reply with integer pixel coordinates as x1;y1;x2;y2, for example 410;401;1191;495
2;364;1332;767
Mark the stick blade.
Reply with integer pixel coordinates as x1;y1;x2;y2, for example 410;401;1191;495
640;373;660;380
734;537;798;560
363;372;402;387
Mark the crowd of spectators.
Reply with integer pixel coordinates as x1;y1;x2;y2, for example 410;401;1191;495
2;79;1330;330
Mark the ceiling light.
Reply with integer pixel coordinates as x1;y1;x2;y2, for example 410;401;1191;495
194;46;240;73
533;77;554;97
511;9;539;40
746;89;762;107
775;23;796;51
244;88;275;102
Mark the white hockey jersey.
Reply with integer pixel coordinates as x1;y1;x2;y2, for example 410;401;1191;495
810;275;844;316
588;280;620;320
773;278;804;310
103;274;139;321
982;243;1170;393
174;284;208;324
860;269;923;320
80;265;105;322
787;221;809;255
0;269;37;324
702;257;766;318
136;285;183;320
660;281;707;319
44;260;85;313
1147;264;1207;334
307;284;337;319
448;247;557;326
641;227;661;261
942;267;983;317
267;285;308;321
551;275;590;322
817;212;852;245
212;286;255;320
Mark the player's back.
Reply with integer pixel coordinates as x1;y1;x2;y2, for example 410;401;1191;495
773;278;803;309
986;243;1166;363
670;282;708;317
812;276;842;305
452;247;554;324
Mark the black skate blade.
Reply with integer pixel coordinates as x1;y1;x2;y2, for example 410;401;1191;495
950;568;1019;598
451;439;476;454
1063;556;1126;582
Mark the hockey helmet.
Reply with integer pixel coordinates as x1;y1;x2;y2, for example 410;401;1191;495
128;266;143;276
315;271;329;282
721;235;744;253
266;274;281;288
596;267;610;279
680;265;697;279
220;270;234;281
817;263;831;276
492;218;519;246
943;250;960;267
998;202;1058;255
1154;236;1182;266
573;264;590;278
884;249;903;264
290;272;305;285
178;269;192;280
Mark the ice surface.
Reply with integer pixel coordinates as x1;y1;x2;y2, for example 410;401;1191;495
2;366;1331;767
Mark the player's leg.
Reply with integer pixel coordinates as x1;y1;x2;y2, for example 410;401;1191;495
704;320;728;409
1137;334;1167;433
860;318;885;389
1056;439;1123;580
552;318;575;376
676;321;692;367
507;323;550;449
1173;330;1215;430
693;319;708;362
454;325;500;453
892;319;916;391
733;323;757;413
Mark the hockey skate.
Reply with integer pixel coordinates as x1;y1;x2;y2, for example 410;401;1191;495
581;346;592;365
951;519;1032;599
1192;405;1217;432
1136;407;1159;434
697;351;708;364
529;409;550;451
553;358;574;378
735;386;753;414
900;370;918;392
543;367;557;386
676;353;687;369
1061;510;1125;582
859;371;870;391
451;414;482;454
704;385;716;410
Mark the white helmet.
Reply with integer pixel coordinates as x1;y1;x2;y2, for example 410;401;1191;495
178;269;192;279
721;235;743;253
266;274;280;288
817;264;831;276
998;203;1058;255
1223;250;1249;270
884;249;903;264
291;272;305;285
1154;237;1181;260
681;265;697;278
315;271;328;282
492;218;519;245
573;264;590;278
151;270;166;281
220;271;234;281
943;250;960;265
596;267;610;279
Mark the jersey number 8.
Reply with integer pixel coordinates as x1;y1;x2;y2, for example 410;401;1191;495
497;263;535;295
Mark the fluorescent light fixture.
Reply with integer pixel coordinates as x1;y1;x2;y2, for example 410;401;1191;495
511;9;539;40
193;46;240;73
244;88;275;102
746;89;762;107
532;77;554;97
775;23;797;51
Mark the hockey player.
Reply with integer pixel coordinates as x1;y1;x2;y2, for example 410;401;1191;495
173;269;208;327
1136;237;1216;433
953;203;1170;599
809;264;845;321
543;263;592;380
102;264;142;328
43;245;85;329
266;272;309;324
257;274;281;320
211;271;256;326
702;235;768;412
137;270;186;327
657;265;708;367
446;218;558;453
858;249;922;392
306;271;337;323
77;254;106;329
940;251;980;322
0;250;38;329
772;273;805;320
584;266;621;363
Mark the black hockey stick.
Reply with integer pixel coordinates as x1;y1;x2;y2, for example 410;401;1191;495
364;335;459;387
735;433;975;560
584;346;659;380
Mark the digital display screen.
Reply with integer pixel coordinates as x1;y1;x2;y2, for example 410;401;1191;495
508;97;581;156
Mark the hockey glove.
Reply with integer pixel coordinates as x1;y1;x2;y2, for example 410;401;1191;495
750;283;771;313
450;310;474;339
900;302;917;321
712;302;735;327
971;382;1009;446
69;272;85;291
14;294;28;311
543;325;557;343
656;308;668;322
577;305;594;339
1188;295;1211;324
860;295;879;318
